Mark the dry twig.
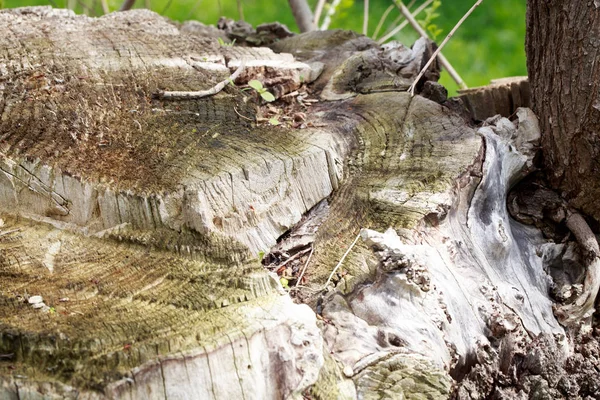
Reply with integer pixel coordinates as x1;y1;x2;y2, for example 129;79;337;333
100;0;110;14
363;0;369;35
377;0;432;44
405;0;482;94
320;0;342;30
273;247;312;271
372;4;395;40
157;62;245;100
313;0;327;27
324;233;361;288
296;246;314;285
237;0;245;21
119;0;136;11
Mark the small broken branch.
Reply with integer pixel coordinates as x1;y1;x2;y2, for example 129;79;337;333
324;233;361;288
363;0;369;35
157;62;245;100
320;0;342;30
273;247;312;271
566;211;600;258
377;0;432;44
313;0;327;28
288;0;316;32
100;0;110;14
392;0;467;92
372;5;395;40
405;0;481;94
119;0;136;11
556;211;600;326
237;0;245;21
296;246;314;285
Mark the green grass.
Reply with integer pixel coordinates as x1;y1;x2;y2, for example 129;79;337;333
4;0;527;95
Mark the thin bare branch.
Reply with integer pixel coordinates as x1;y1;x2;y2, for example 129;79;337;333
100;0;110;14
157;62;245;100
407;0;481;94
362;0;369;35
273;248;311;271
119;0;136;11
320;0;342;30
377;0;432;44
372;5;395;40
237;0;245;21
296;246;314;286
184;0;204;20
324;233;361;288
76;0;95;15
288;0;315;32
160;0;174;14
313;0;327;27
393;0;470;92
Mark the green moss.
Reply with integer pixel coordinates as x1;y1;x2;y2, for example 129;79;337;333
355;354;452;400
0;213;279;391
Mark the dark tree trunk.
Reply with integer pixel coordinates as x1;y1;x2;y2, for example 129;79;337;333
526;0;600;223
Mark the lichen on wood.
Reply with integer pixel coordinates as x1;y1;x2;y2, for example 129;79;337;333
1;6;595;400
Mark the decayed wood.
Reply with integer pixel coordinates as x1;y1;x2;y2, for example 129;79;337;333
0;7;333;398
457;76;530;120
316;107;568;398
1;6;597;400
0;7;333;257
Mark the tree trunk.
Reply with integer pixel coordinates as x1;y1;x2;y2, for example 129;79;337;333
526;0;600;223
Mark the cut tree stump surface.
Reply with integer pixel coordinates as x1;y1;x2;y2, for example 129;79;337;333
0;7;576;400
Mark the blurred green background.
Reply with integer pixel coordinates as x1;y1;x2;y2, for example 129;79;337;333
3;0;527;95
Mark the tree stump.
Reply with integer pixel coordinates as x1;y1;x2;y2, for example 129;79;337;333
0;7;597;400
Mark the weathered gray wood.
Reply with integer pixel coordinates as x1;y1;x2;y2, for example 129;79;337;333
457;76;530;121
0;6;596;400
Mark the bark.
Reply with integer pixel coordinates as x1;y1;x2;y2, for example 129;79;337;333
526;0;600;330
526;0;600;223
287;0;315;32
0;5;597;400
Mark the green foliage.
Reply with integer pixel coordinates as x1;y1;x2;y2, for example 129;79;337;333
217;37;236;47
248;80;275;102
280;277;289;289
417;0;443;40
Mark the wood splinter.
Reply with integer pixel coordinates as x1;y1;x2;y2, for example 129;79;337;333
156;62;246;100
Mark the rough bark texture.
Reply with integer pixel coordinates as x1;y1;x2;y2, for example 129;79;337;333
0;6;597;400
526;0;600;223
